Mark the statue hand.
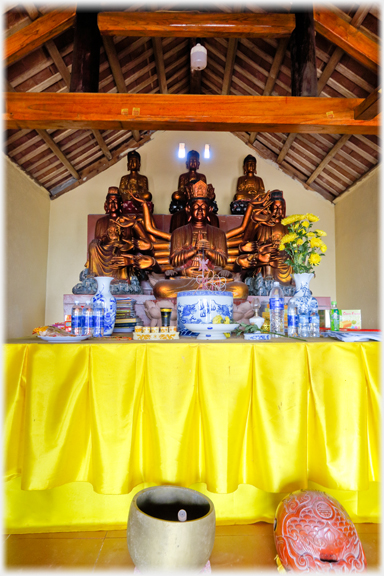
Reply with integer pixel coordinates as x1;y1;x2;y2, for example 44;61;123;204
165;268;179;277
110;255;134;268
136;255;154;270
196;239;211;250
218;269;232;278
134;238;152;251
241;241;257;253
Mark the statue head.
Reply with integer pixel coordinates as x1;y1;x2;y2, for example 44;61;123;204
104;186;122;217
270;190;286;220
243;154;257;175
185;180;214;223
186;150;200;171
187;198;210;224
128;150;141;171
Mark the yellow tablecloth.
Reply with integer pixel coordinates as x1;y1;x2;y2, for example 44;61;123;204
4;340;380;532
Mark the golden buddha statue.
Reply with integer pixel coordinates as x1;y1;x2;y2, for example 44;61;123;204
235;190;292;285
134;181;248;300
230;155;266;214
170;150;219;231
87;187;156;280
119;150;153;214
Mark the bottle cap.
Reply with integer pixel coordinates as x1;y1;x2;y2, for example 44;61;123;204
331;301;337;305
75;300;79;305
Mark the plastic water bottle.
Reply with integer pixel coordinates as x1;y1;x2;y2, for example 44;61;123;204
82;300;93;336
93;301;104;337
309;312;320;337
298;314;309;338
287;298;298;337
71;301;82;335
330;301;340;331
269;281;284;338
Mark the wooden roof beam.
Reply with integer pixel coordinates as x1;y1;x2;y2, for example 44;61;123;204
222;38;238;95
313;8;379;74
4;8;76;66
98;12;296;38
306;134;351;185
354;87;381;120
249;36;289;144
5;93;380;135
101;35;140;142
36;129;80;180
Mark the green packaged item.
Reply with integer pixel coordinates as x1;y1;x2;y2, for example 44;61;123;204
330;301;340;331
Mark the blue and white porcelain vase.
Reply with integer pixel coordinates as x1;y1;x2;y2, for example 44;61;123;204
92;276;116;336
290;273;318;315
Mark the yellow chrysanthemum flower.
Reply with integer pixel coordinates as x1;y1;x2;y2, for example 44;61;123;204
279;243;285;251
307;232;315;237
223;316;230;324
281;232;297;244
310;237;323;248
306;213;319;222
301;221;309;228
320;244;328;253
281;214;305;226
315;229;327;237
297;238;304;245
309;253;321;265
212;315;223;324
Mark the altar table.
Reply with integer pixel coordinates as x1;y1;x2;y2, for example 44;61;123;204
4;339;380;533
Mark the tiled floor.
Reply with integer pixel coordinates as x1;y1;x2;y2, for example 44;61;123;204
4;523;380;571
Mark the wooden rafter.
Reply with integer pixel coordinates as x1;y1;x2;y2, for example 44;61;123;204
313;8;379;73
36;129;80;180
98;12;296;38
277;133;297;164
222;38;238;95
152;37;168;94
354;87;381;120
5;93;379;135
101;35;140;142
249;36;289;144
317;5;372;95
306;134;350;185
4;8;76;66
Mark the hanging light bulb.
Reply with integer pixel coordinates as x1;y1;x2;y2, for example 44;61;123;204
178;143;186;158
204;144;210;159
190;43;207;71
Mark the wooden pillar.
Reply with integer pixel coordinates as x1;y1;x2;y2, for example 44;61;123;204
290;7;317;96
70;11;100;93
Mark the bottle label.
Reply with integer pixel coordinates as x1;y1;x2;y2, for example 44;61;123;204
72;316;81;329
269;297;284;310
288;315;298;327
298;315;309;325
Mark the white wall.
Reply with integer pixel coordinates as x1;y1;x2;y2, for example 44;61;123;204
5;156;51;338
335;166;380;329
45;131;336;323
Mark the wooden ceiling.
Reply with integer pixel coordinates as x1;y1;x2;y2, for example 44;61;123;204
4;3;381;202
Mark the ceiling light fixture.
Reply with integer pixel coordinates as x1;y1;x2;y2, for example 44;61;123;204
178;143;186;158
204;144;210;159
190;43;207;71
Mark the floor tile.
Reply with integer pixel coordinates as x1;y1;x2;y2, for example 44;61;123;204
94;537;135;569
106;530;127;539
5;536;104;569
210;534;277;570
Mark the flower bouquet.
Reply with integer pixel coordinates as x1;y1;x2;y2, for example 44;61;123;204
279;213;327;273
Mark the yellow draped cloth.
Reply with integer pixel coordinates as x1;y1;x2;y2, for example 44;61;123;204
4;341;380;533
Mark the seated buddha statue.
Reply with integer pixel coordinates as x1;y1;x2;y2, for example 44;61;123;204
235;190;292;285
87;187;156;280
134;181;248;300
119;150;154;214
230;154;266;215
170;150;219;231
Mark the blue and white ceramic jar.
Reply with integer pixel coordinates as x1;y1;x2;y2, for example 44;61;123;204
92;277;117;336
290;273;318;315
177;290;233;332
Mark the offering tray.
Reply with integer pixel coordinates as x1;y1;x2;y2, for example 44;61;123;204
184;323;239;340
133;332;179;341
38;335;90;343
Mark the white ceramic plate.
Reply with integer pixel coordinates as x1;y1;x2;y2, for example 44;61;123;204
38;335;90;343
184;323;239;340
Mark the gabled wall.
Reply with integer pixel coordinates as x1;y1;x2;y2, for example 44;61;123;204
45;131;336;323
335;166;380;329
5;156;50;338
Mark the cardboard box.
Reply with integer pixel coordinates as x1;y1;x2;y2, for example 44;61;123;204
339;310;361;330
